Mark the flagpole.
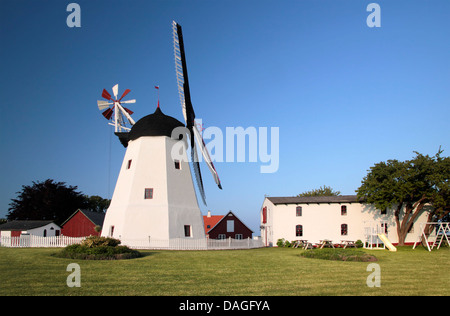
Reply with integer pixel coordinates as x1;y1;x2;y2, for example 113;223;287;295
155;85;160;108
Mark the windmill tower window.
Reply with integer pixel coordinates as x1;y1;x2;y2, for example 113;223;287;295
174;160;181;170
144;188;153;199
127;159;132;169
184;225;192;237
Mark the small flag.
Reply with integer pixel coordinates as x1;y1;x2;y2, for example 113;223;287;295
155;86;159;89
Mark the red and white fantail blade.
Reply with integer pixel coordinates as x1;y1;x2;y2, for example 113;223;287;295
124;107;134;115
119;89;131;101
97;100;113;110
102;89;112;100
102;108;114;120
112;84;119;99
121;99;136;104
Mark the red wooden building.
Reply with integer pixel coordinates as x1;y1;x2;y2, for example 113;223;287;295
203;211;253;239
61;209;105;237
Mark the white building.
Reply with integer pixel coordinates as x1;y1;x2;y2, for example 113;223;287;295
101;107;206;241
0;220;61;237
260;195;430;247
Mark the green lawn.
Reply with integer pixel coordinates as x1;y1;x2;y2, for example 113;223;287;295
0;246;449;296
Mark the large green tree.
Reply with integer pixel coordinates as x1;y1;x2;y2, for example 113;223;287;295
7;179;108;225
84;195;110;213
356;150;450;245
298;185;341;197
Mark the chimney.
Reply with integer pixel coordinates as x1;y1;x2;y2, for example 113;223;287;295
207;210;211;218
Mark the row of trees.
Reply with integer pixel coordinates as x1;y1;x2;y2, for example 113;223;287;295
7;179;110;225
297;149;450;246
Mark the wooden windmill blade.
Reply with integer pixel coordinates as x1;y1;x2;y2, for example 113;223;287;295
193;125;222;189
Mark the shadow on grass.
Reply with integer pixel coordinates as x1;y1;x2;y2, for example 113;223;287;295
300;248;378;262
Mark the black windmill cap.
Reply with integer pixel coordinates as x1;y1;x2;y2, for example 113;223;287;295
128;106;185;141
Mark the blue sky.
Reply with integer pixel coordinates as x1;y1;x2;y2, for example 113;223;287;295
1;0;449;234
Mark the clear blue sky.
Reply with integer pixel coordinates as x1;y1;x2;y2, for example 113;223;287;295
1;0;449;234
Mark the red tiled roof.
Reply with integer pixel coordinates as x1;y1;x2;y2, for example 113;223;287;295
203;215;224;234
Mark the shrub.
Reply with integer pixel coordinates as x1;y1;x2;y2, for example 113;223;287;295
54;236;141;260
276;238;285;247
81;236;121;248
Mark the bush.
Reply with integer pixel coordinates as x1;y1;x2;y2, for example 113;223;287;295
54;236;141;260
81;236;121;248
276;238;292;247
276;238;285;247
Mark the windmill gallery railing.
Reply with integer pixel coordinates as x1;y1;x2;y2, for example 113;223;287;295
0;235;263;250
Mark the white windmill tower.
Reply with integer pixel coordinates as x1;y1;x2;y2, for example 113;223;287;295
100;22;222;245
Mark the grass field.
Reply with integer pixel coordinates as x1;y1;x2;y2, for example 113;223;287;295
0;246;449;296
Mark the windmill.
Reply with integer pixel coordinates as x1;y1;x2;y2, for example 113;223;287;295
97;84;136;133
100;22;222;244
172;21;222;205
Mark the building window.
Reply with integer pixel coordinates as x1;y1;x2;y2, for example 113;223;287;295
381;208;387;215
235;234;243;240
174;160;181;170
43;229;47;237
127;159;132;169
109;225;115;237
144;188;153;199
227;220;234;233
296;206;302;217
296;225;303;237
381;222;388;234
184;225;191;237
218;234;226;240
341;205;347;216
341;224;348;236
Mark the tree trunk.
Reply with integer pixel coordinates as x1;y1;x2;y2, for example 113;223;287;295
396;197;427;246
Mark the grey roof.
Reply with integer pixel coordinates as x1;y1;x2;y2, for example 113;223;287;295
0;220;57;231
266;195;364;205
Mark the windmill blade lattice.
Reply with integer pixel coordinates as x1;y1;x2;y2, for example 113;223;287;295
172;21;222;205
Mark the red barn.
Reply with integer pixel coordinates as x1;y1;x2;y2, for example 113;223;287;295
61;209;105;237
203;211;253;240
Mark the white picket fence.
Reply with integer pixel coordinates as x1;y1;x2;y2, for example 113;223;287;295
0;235;263;250
0;235;85;248
121;237;263;250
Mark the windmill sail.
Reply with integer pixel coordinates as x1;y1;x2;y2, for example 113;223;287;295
172;21;222;205
193;125;222;189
